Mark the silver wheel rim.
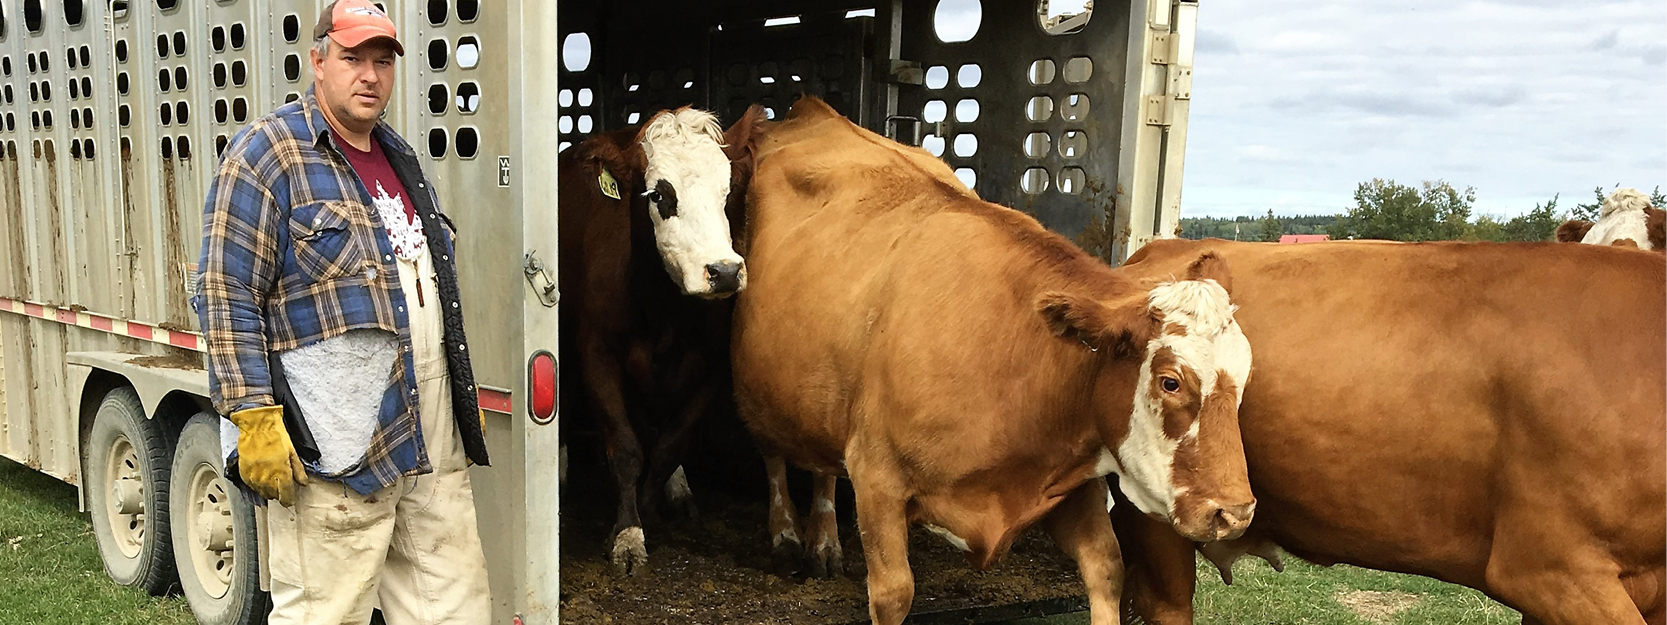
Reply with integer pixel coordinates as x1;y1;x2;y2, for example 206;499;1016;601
103;435;146;559
186;461;236;598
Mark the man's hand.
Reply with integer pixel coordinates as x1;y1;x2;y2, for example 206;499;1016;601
228;406;309;507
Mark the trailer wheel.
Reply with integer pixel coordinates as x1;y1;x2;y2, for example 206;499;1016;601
85;386;177;595
171;413;270;625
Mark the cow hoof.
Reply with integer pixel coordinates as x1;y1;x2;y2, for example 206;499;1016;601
807;543;845;579
610;527;648;577
665;467;699;520
771;534;803;578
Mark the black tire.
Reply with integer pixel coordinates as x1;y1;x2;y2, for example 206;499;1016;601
170;413;270;625
85;386;178;595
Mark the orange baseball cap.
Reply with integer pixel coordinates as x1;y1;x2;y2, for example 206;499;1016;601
313;0;404;55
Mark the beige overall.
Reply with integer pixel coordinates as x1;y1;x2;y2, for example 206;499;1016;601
265;247;490;625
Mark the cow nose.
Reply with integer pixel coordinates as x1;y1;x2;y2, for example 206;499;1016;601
1212;501;1255;540
705;260;744;295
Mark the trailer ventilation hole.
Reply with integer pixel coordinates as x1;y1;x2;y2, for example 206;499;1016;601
214;98;227;123
456;81;480;114
30;111;40;130
79;45;89;67
1028;59;1055;85
558;141;571;152
922;134;944;157
160;136;173;159
1058;167;1084;194
174;67;187;91
5;113;13;132
957;64;982;88
173;31;186;57
41;110;50;128
1061;93;1089;121
38;51;48;72
922;100;946;124
924;65;948;90
24;1;42;33
211;26;226;53
175;101;188;124
954;167;977;189
68;77;79;99
954;99;979;123
457;0;478;22
70;108;80;128
155;34;169;59
81;76;90;97
177;135;191;160
119;104;130;126
64;0;84;26
117;71;129;94
725;63;749;86
623;72;640;92
1040;0;1092;35
1026;95;1053;122
427;39;448;71
1022;167;1050;194
83;138;94;159
215;134;228;156
427;0;446;26
70;138;81;159
1024;132;1050;158
933;0;980;43
647;69;668;90
1063;56;1092;84
577;88;593;107
427;127;447;158
425;84;450;115
674;67;695;90
2;57;10;76
953;134;978;158
285;92;299;104
561;33;590;72
230;23;245;49
28;82;37;102
67;47;78;69
231;60;246;86
2;85;9;103
39;80;49;101
283;14;299;43
557;89;572;108
213;62;227;88
232;97;248;122
284;54;300;82
626;111;640;124
157;0;178;11
454;127;479;159
457;36;479;69
1060;130;1086;158
115;41;127;63
111;0;128;20
577;115;593;133
558;116;572;134
159;102;172;125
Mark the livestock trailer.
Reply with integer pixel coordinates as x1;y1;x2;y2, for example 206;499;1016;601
0;0;1196;622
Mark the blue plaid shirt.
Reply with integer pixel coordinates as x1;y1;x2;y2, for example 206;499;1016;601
196;87;451;494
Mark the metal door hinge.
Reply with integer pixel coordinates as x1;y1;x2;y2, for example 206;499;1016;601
523;251;559;307
1145;95;1174;126
1150;31;1177;65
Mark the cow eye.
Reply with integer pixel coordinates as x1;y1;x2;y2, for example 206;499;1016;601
1160;377;1181;393
646;190;663;204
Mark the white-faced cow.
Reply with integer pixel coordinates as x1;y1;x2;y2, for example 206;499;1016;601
1114;238;1665;625
557;106;765;575
1556;187;1665;252
728;97;1257;625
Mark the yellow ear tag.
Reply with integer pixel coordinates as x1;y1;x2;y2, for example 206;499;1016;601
598;168;621;200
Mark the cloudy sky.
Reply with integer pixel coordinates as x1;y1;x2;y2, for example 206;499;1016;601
1180;0;1666;218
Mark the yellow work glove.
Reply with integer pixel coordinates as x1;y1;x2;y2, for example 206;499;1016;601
228;405;309;507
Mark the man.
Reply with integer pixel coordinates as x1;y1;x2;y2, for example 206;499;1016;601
195;1;491;622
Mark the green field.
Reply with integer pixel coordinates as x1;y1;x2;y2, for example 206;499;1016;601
0;457;1515;624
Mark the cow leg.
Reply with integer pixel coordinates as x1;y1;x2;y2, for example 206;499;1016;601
639;377;715;523
805;474;845;578
582;344;649;576
1484;542;1647;624
1043;481;1123;625
1112;492;1198;624
764;454;804;576
850;468;914;625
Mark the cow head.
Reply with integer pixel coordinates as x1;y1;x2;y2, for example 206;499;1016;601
1039;252;1256;542
638;108;748;297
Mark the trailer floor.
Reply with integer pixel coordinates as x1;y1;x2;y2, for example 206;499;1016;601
557;483;1089;624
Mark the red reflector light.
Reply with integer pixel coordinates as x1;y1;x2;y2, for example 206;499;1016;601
528;350;557;424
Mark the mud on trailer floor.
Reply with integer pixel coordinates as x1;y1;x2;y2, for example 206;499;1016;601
557;452;1090;624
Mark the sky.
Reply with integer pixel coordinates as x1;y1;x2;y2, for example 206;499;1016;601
1178;0;1667;218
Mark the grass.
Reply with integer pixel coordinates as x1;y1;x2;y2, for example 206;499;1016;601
0;456;1519;625
0;457;194;625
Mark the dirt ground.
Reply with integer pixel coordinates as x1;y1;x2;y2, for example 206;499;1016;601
557;447;1089;624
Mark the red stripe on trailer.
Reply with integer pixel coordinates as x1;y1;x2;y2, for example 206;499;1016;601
55;309;77;324
478;387;514;414
88;315;115;331
168;332;199;349
127;323;153;340
24;303;44;317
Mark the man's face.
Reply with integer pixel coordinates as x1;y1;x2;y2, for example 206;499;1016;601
310;39;397;131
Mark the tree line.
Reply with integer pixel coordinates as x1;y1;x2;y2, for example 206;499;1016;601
1180;180;1667;243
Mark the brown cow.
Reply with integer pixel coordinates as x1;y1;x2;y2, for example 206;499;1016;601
1113;238;1666;625
557;106;765;575
729;97;1257;625
1555;187;1665;252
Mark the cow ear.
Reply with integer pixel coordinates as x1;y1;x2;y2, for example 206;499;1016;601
1556;220;1594;243
1037;291;1156;358
1184;252;1233;295
1646;208;1664;250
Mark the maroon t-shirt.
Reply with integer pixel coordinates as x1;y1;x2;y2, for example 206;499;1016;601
334;131;425;259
